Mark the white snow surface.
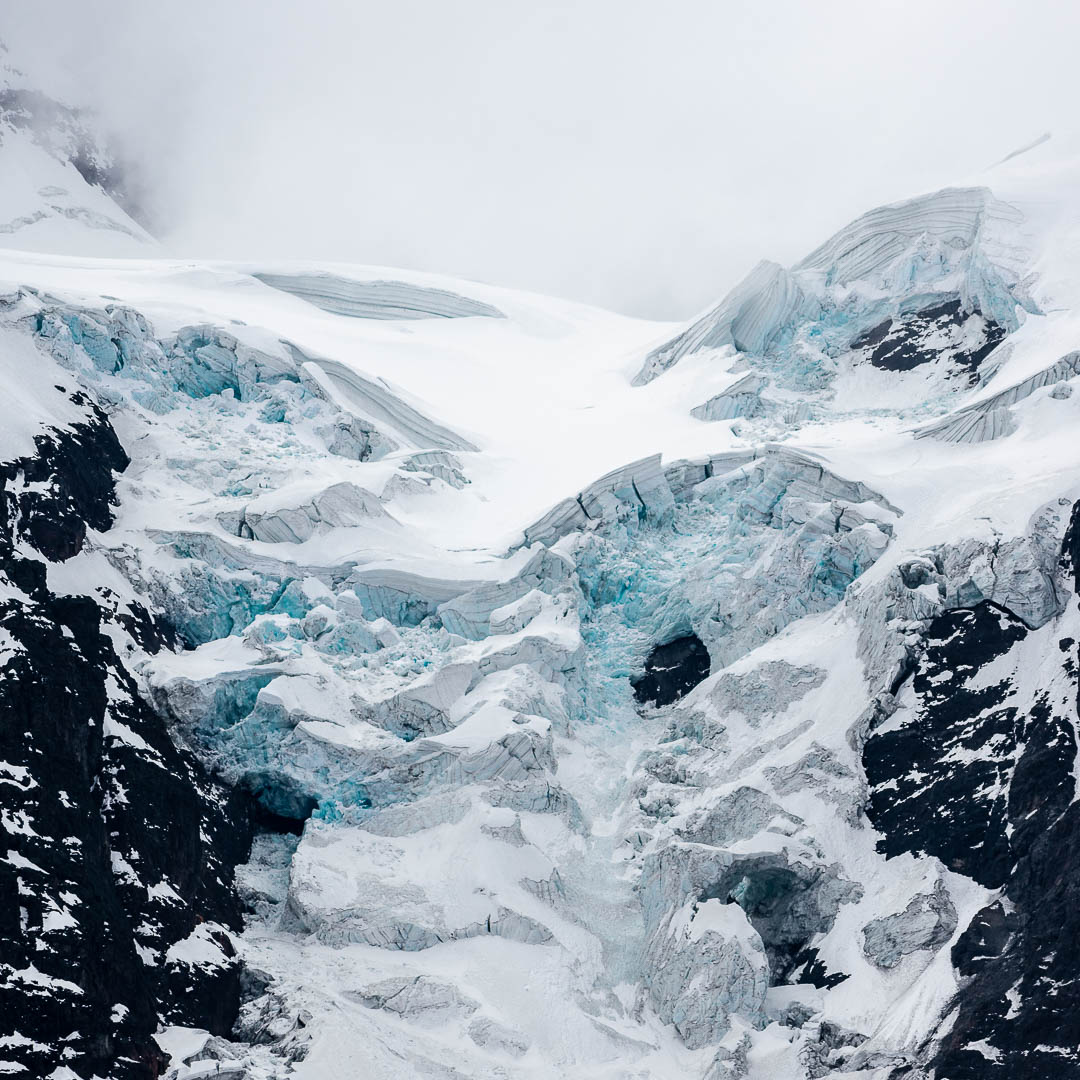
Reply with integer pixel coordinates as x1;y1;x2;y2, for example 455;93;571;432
4;135;1080;1080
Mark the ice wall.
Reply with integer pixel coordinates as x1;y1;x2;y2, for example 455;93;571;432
635;186;1037;390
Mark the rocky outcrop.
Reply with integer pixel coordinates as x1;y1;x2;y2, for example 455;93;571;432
0;398;251;1079
849;500;1071;696
4;167;1078;1080
848;297;1006;382
631;633;711;707
860;505;1080;1076
863;599;1073;888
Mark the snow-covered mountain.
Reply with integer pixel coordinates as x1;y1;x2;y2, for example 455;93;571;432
2;66;1080;1080
0;42;153;257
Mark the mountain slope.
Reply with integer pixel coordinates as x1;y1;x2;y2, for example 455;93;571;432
0;44;154;256
2;120;1080;1080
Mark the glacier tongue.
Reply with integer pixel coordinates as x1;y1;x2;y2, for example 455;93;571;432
3;156;1080;1080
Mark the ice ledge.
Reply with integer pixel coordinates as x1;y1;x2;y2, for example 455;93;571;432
253;271;505;321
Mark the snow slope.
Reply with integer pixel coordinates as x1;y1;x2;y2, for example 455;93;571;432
0;46;154;257
3;129;1080;1080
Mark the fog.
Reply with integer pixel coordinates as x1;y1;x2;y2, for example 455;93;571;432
4;0;1076;318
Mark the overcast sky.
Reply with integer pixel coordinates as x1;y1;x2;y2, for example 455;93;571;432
4;1;1076;319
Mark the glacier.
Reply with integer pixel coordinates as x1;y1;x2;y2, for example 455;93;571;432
3;72;1080;1080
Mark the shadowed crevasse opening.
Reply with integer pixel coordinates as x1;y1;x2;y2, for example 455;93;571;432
700;857;853;989
631;633;711;707
240;771;318;836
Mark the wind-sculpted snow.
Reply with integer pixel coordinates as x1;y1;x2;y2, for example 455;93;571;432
795;187;1024;292
253;271;505;320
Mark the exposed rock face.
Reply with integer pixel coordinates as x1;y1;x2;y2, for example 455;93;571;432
0;398;250;1079
864;601;1070;888
856;503;1080;1076
849;297;1006;380
931;800;1080;1079
632;633;711;707
848;499;1070;697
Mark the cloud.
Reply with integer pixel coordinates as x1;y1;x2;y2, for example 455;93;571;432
3;0;1077;318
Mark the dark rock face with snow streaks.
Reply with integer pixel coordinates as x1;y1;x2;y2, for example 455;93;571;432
0;401;251;1079
862;504;1080;1078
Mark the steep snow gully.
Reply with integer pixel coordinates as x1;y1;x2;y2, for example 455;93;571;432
5;133;1080;1080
